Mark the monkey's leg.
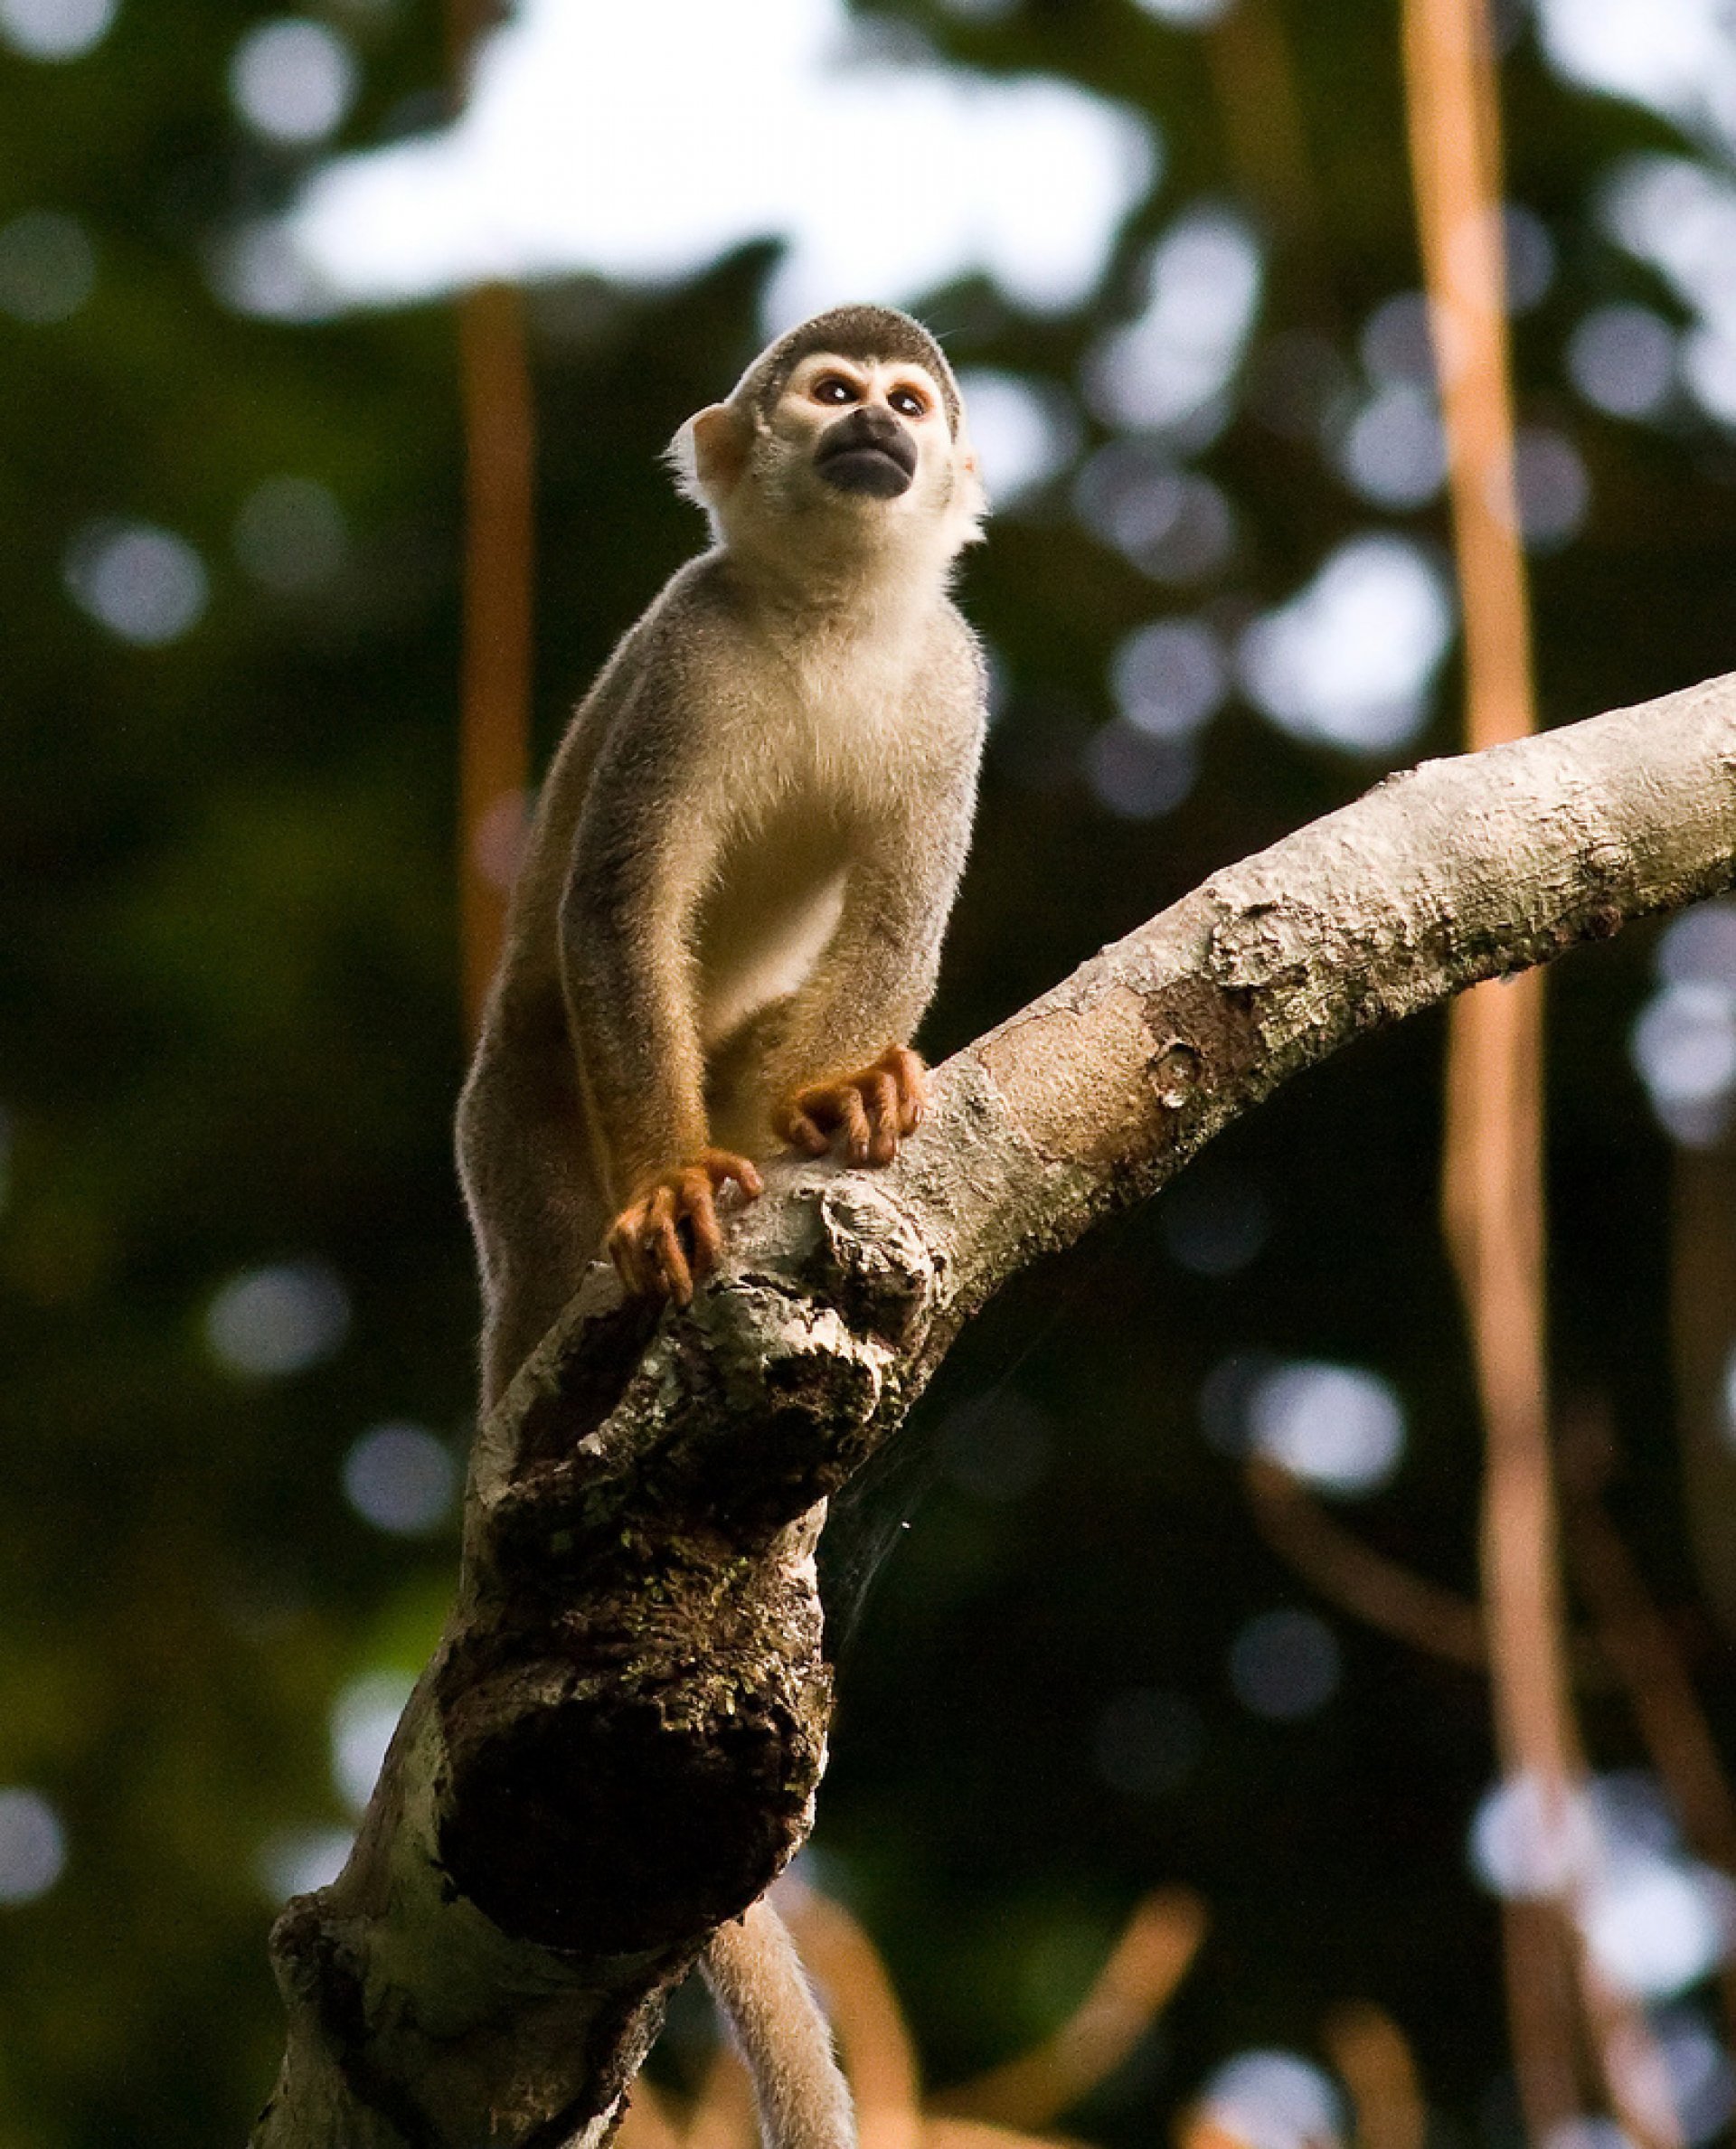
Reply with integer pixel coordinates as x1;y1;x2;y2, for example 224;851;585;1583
702;1899;856;2149
772;1046;926;1168
473;1117;609;1411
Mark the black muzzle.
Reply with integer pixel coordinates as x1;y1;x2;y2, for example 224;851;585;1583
814;407;919;498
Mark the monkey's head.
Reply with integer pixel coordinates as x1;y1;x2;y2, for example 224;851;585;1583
668;305;986;576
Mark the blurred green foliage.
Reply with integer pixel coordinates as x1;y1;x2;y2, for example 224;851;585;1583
5;1;1736;2144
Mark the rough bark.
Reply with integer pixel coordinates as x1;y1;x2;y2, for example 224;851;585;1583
253;673;1736;2146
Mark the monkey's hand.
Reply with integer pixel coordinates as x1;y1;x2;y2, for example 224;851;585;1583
773;1044;927;1167
608;1150;765;1307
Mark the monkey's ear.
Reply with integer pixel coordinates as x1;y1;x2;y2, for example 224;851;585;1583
665;402;750;510
952;438;989;547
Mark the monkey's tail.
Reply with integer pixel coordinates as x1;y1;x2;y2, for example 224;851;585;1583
703;1898;857;2149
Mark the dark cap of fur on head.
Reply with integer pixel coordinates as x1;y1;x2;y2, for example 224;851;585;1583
730;306;964;435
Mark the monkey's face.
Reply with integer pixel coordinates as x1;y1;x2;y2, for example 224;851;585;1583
671;343;985;566
780;353;945;508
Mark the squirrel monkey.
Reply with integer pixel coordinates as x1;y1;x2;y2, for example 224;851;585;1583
458;305;988;1404
455;308;987;2149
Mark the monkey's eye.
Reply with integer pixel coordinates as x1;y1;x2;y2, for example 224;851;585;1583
889;386;929;418
813;375;859;405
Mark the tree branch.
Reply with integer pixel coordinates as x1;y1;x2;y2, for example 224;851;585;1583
252;673;1736;2147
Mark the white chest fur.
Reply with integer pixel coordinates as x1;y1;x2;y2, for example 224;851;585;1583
691;602;935;1050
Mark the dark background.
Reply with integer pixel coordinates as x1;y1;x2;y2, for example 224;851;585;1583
5;0;1736;2141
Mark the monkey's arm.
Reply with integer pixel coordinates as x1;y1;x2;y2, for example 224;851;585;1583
750;757;978;1163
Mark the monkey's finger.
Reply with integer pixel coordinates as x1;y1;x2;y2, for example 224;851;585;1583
885;1047;927;1132
680;1172;724;1277
698;1150;764;1200
774;1102;832;1155
860;1070;901;1165
656;1240;693;1307
722;1156;764;1199
609;1209;652;1297
835;1085;875;1164
640;1185;693;1306
646;1222;693;1307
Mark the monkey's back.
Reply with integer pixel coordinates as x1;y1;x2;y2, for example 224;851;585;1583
454;561;727;1386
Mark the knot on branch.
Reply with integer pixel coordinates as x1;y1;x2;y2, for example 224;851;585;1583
661;1282;899;1536
1206;893;1331;990
437;1544;831;1953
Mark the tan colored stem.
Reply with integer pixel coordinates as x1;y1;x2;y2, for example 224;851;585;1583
931;1891;1205;2129
455;281;535;1042
1322;2003;1426;2149
448;0;534;1044
1246;1459;1486;1668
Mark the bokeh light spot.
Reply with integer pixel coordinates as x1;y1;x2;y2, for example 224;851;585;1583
1631;983;1736;1146
1541;2123;1636;2149
233;475;348;592
1599;156;1736;431
1129;0;1230;21
0;1787;66;1903
341;1422;458;1536
955;370;1081;505
64;520;209;646
1510;427;1590;550
1247;1360;1404;1494
1198;1350;1281;1457
1471;1773;1600;1899
0;209;95;323
1682;327;1736;428
1074;445;1235;581
205;1259;351;1379
1568;305;1677;419
1337;382;1447;508
1110;617;1227;740
258;1825;353;1902
0;0;115;60
1238;533;1452;754
1083;721;1197;819
1084;206;1263;437
1659;900;1736;990
1467;1769;1731;1998
1199;2050;1346;2149
1361;292;1440;387
231;18;358;146
1503;203;1558;311
1636;904;1736;1142
1580;1853;1736;2000
1654;2007;1736;2145
212;221;335;322
1228;1608;1341;1720
331;1669;415;1812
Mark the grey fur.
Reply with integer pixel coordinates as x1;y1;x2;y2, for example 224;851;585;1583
457;306;986;1409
